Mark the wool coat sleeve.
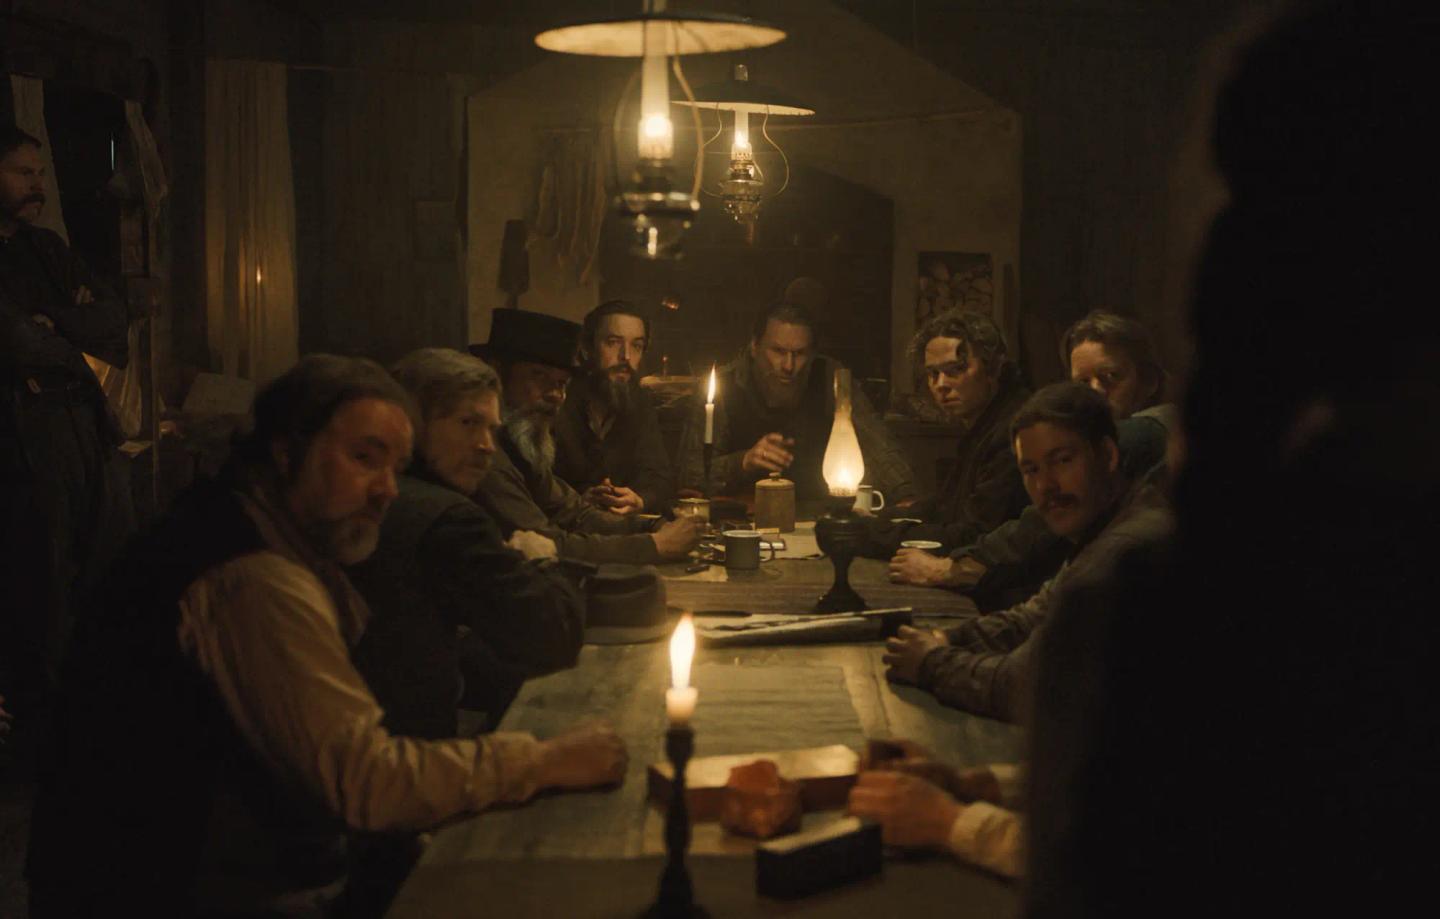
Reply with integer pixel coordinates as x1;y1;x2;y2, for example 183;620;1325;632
953;507;1071;598
0;295;84;378
29;228;129;368
419;502;586;675
628;391;676;512
477;448;660;565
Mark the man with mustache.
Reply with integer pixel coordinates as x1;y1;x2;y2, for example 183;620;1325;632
881;383;1171;722
555;300;675;516
677;302;916;504
473;309;702;564
0;126;132;754
27;355;627;915
888;311;1174;601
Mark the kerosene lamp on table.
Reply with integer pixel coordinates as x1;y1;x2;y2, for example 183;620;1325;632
813;368;869;613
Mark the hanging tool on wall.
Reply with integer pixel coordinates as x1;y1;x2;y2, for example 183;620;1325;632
497;218;530;309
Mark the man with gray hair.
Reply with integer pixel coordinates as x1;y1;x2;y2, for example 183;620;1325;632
348;347;587;740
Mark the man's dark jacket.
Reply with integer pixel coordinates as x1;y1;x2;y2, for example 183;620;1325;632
348;467;585;738
865;365;1030;556
0;224;131;702
955;410;1173;609
915;480;1173;723
554;377;675;513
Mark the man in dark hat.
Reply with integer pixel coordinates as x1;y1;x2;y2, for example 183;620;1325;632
472;309;702;564
555;299;675;516
0;125;133;749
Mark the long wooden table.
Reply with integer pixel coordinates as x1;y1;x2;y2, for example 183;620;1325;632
389;545;1024;917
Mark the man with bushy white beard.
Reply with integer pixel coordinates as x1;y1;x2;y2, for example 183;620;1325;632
472;309;701;565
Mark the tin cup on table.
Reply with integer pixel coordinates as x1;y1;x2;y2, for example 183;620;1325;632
853;485;885;516
724;530;777;571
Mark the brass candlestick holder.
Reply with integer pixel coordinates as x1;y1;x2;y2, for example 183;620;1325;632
644;726;708;918
813;495;868;613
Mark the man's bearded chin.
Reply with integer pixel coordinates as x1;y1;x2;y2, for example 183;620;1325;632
4;195;45;224
504;405;557;475
760;368;808;410
310;512;383;565
593;365;634;414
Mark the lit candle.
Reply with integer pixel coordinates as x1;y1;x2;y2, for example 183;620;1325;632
665;613;698;726
704;365;716;444
255;265;263;285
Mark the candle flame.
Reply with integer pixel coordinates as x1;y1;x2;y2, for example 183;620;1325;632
255;266;263;284
641;113;672;142
706;365;716;404
732;110;751;157
670;613;695;690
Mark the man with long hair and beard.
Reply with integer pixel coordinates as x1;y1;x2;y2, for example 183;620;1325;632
555;300;675;516
472;309;701;565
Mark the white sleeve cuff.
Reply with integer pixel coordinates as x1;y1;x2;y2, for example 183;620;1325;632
948;800;1024;879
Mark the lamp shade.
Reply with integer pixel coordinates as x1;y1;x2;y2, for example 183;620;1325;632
672;77;815;115
535;12;785;58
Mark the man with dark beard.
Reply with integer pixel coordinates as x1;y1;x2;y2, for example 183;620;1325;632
0;125;132;754
555;300;674;515
473;309;702;564
676;302;916;504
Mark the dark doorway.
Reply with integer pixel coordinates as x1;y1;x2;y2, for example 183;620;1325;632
600;165;894;383
42;83;128;285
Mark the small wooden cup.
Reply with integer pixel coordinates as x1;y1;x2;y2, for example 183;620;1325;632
754;474;796;533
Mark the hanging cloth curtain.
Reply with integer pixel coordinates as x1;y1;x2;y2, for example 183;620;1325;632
204;59;298;385
531;128;610;286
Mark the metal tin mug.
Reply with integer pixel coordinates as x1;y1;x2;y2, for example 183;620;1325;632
724;530;777;570
853;485;885;516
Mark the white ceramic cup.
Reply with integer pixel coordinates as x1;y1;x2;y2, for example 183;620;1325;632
853;485;886;516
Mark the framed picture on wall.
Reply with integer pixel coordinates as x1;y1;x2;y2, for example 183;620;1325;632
916;252;993;323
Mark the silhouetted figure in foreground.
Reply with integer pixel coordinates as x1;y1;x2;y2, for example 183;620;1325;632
1025;3;1439;915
